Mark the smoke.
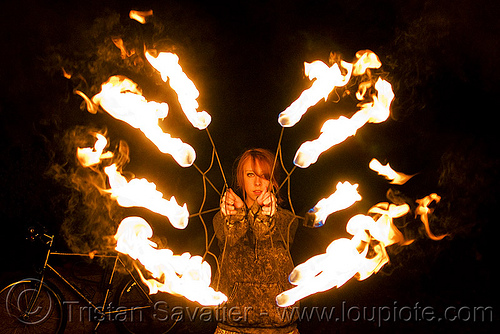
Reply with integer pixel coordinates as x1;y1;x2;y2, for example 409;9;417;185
43;9;179;108
40;9;187;254
373;1;500;268
438;137;499;239
46;125;130;254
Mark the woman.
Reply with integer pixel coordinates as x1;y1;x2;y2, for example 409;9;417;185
213;148;299;334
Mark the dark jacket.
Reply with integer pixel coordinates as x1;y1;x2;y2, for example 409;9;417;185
213;201;299;333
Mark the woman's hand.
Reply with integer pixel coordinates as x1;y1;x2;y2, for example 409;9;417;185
257;190;276;216
220;188;244;216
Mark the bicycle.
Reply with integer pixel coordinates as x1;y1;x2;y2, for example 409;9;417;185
0;227;181;333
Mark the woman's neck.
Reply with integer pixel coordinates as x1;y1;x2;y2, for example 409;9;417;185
245;198;255;208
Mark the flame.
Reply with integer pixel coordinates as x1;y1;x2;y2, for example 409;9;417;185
306;181;362;227
367;202;411;246
355;81;372;101
114;217;227;305
74;90;98;114
352;50;382;76
276;238;365;308
415;193;447;240
62;67;72;79
278;60;353;127
293;113;366;168
278;50;383;128
76;133;114;167
111;37;135;59
91;75;196;167
365;77;394;124
145;51;211;130
104;163;189;229
129;10;153;24
369;158;415;185
276;202;410;307
293;78;394;168
279;49;394;168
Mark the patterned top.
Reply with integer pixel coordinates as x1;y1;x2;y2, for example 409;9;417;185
213;201;299;333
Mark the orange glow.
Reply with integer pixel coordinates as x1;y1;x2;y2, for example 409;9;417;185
355;81;372;101
278;50;383;128
280;49;394;168
129;10;153;24
416;193;448;240
91;75;196;167
293;77;394;168
76;133;114;167
104;163;189;229
74;90;98;114
111;37;135;59
276;238;365;307
276;202;411;307
369;158;415;185
365;77;394;124
352;50;382;76
293;113;367;168
367;202;411;247
145;51;211;130
114;217;227;305
62;67;72;79
308;181;362;227
278;60;353;127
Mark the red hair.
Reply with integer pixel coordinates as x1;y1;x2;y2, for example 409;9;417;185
234;148;281;203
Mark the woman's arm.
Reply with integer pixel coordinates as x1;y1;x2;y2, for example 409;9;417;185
249;200;298;245
248;197;276;240
213;209;248;246
213;190;249;246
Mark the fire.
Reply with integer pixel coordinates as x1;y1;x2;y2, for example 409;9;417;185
76;133;114;167
74;90;98;114
104;163;189;229
278;60;353;127
145;51;211;130
114;217;227;305
63;14;448;314
111;37;135;59
293;113;365;168
369;158;415;185
364;77;394;124
278;50;383;128
129;9;153;24
91;75;196;167
416;193;448;240
74;132;188;228
62;67;72;79
352;49;382;76
293;77;394;168
276;202;411;307
278;49;394;168
305;181;362;227
367;202;411;247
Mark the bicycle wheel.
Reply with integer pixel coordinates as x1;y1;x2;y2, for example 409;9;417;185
115;279;180;333
0;278;66;334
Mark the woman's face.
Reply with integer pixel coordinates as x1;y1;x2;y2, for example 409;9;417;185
242;158;270;207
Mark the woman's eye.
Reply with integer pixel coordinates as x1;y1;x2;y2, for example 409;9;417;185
246;172;255;177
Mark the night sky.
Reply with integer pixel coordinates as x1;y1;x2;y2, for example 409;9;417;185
0;0;498;332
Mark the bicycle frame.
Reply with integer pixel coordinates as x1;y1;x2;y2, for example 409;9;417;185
24;231;155;332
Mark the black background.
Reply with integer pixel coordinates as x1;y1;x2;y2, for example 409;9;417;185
0;0;498;332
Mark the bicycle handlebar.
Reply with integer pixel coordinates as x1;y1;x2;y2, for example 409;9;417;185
27;226;54;245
